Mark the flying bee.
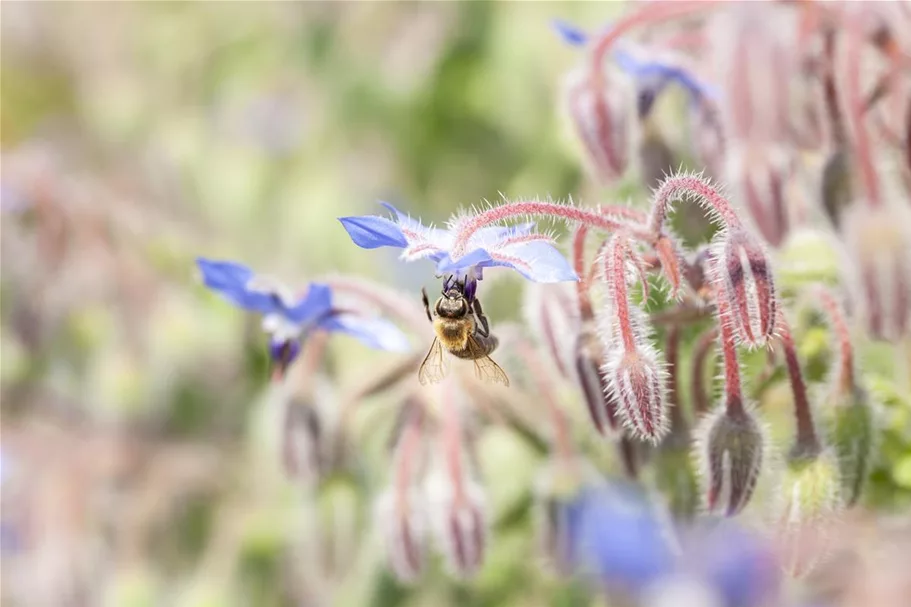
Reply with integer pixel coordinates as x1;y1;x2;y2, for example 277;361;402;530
418;281;509;386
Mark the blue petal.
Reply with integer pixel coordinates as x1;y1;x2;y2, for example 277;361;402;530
196;257;279;313
499;241;579;283
338;215;408;249
552;19;589;46
286;283;334;324
435;248;494;275
321;314;411;352
614;49;716;102
379;201;452;244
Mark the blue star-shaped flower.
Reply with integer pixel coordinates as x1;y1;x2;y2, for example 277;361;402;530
196;258;411;377
552;19;719;115
338;202;577;284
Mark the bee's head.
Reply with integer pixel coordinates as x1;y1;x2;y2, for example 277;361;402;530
437;289;468;318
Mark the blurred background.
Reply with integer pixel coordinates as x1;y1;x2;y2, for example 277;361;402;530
2;2;910;607
0;3;616;606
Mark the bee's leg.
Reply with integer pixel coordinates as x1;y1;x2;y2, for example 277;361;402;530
421;288;433;322
472;298;491;337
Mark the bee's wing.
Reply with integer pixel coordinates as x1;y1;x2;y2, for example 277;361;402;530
418;337;449;385
466;335;510;386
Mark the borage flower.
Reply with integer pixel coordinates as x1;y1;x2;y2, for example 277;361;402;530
196;258;410;378
339;202;577;287
552;19;718;113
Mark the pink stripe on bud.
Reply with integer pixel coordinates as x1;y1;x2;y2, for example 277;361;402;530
710;228;778;347
604;348;669;443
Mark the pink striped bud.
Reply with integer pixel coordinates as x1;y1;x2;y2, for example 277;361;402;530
709;228;778;347
375;489;427;583
603;347;669;443
425;471;487;578
695;406;766;516
562;66;635;183
725;144;795;247
842;204;911;341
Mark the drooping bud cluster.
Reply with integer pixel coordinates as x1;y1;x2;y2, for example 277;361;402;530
598;234;669;443
695;405;766;517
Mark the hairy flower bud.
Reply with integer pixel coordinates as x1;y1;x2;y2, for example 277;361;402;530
725;144;794;247
774;451;843;578
604;348;669;443
695;406;765;516
841;204;911;341
375;488;427;583
563;66;635;183
575;323;618;435
425;470;487;578
822;385;875;507
710;228;778;347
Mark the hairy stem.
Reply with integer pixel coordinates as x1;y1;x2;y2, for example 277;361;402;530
666;325;689;438
778;313;820;456
589;1;714;86
713;286;745;416
442;381;466;503
822;26;847;146
845;13;882;207
691;326;719;415
572;225;594;320
450;200;650;260
648;173;743;237
603;235;639;353
814;287;856;395
394;400;424;506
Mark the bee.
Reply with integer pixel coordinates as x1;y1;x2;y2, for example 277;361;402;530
418;281;509;386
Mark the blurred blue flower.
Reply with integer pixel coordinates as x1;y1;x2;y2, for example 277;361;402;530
568;485;781;607
552;19;719;110
339;202;577;284
567;484;675;594
682;519;780;607
196;258;411;376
